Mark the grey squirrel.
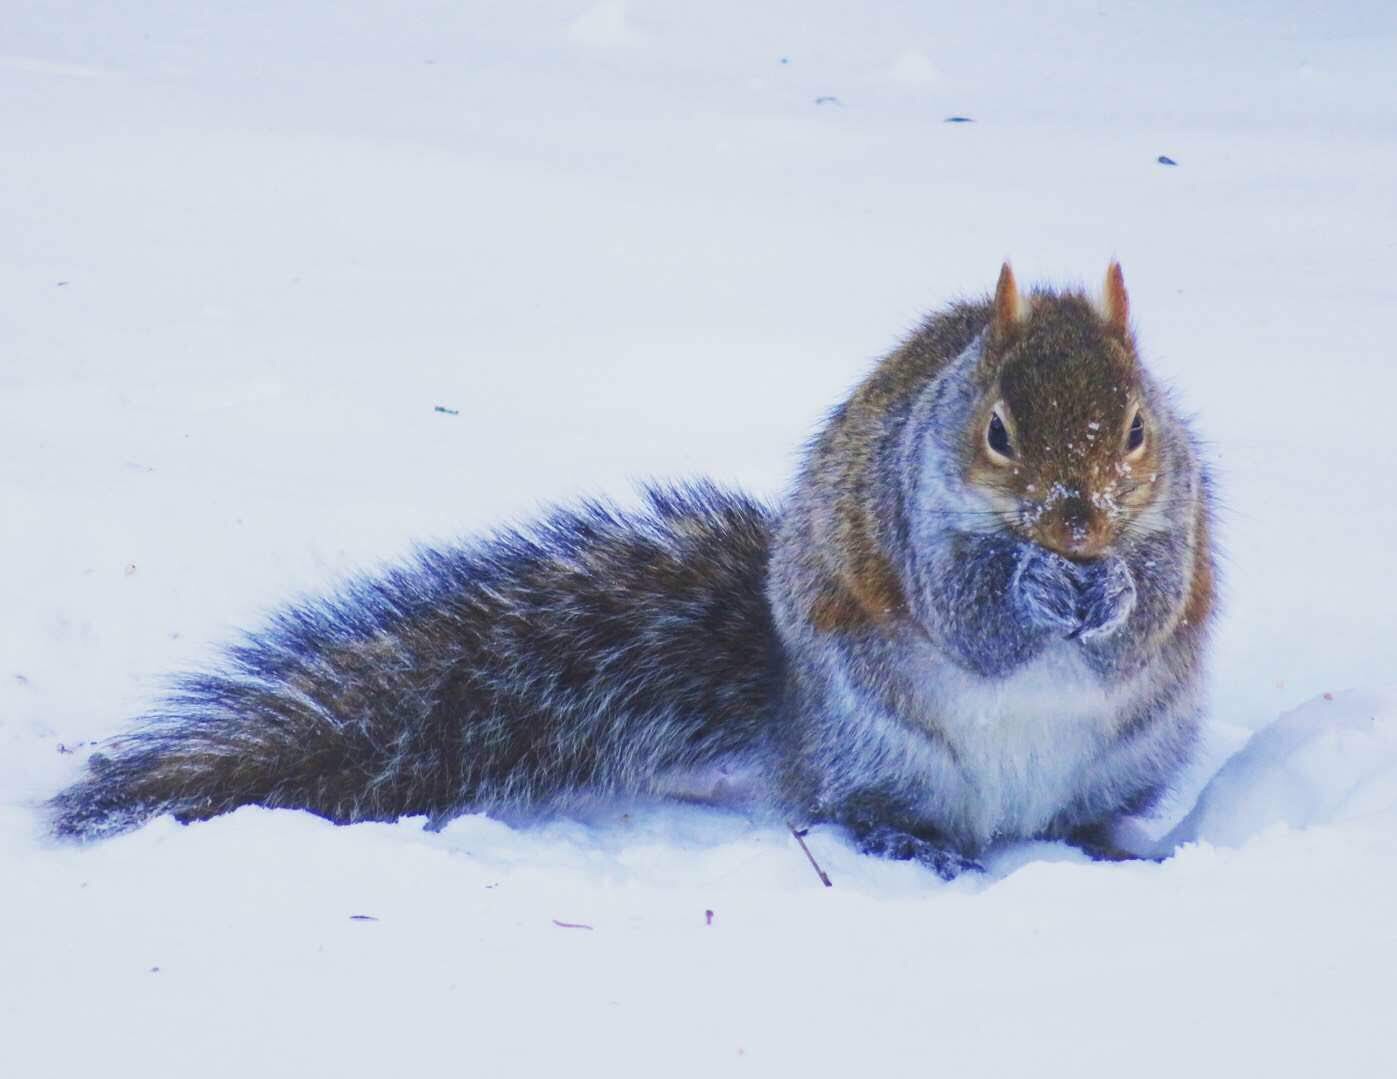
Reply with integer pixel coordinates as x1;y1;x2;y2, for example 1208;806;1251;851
50;263;1215;879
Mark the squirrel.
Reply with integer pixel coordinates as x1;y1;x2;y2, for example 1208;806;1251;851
49;262;1215;879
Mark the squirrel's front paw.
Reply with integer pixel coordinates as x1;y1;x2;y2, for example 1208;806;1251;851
1072;556;1137;641
1011;545;1082;636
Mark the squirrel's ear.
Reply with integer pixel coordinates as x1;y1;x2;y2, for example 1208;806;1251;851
1097;260;1130;336
990;262;1029;343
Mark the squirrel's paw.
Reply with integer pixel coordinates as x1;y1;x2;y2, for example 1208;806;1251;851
855;825;984;881
1011;545;1081;637
1065;824;1163;864
1072;556;1137;641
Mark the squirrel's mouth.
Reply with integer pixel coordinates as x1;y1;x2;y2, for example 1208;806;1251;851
1014;487;1118;561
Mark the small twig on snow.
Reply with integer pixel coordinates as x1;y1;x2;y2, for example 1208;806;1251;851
788;822;833;888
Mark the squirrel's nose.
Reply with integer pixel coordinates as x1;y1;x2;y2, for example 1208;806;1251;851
1044;496;1109;560
1061;533;1106;559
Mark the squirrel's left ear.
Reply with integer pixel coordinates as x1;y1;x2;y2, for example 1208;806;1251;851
1096;261;1130;336
990;262;1030;344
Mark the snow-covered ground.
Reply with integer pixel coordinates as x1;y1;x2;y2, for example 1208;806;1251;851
4;3;1396;1075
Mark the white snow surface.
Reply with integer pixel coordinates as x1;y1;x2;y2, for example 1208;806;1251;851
4;3;1397;1075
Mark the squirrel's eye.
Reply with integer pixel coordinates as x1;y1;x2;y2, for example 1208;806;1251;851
986;411;1014;461
1126;411;1145;454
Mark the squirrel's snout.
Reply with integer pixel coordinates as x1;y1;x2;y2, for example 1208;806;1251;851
1038;495;1111;561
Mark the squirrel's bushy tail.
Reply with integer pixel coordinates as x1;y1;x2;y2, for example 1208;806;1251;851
49;484;780;840
48;661;467;839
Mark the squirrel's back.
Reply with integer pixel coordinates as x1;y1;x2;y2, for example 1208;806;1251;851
51;483;780;839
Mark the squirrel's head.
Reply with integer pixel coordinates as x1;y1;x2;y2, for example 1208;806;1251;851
779;260;1203;636
962;262;1163;561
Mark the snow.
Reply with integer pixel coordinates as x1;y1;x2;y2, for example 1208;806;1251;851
1170;689;1397;849
3;2;1397;1075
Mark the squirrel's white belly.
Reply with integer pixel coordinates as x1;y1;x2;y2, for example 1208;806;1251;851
917;645;1132;847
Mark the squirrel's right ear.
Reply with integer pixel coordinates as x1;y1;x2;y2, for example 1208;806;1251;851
990;262;1029;344
1097;260;1131;337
